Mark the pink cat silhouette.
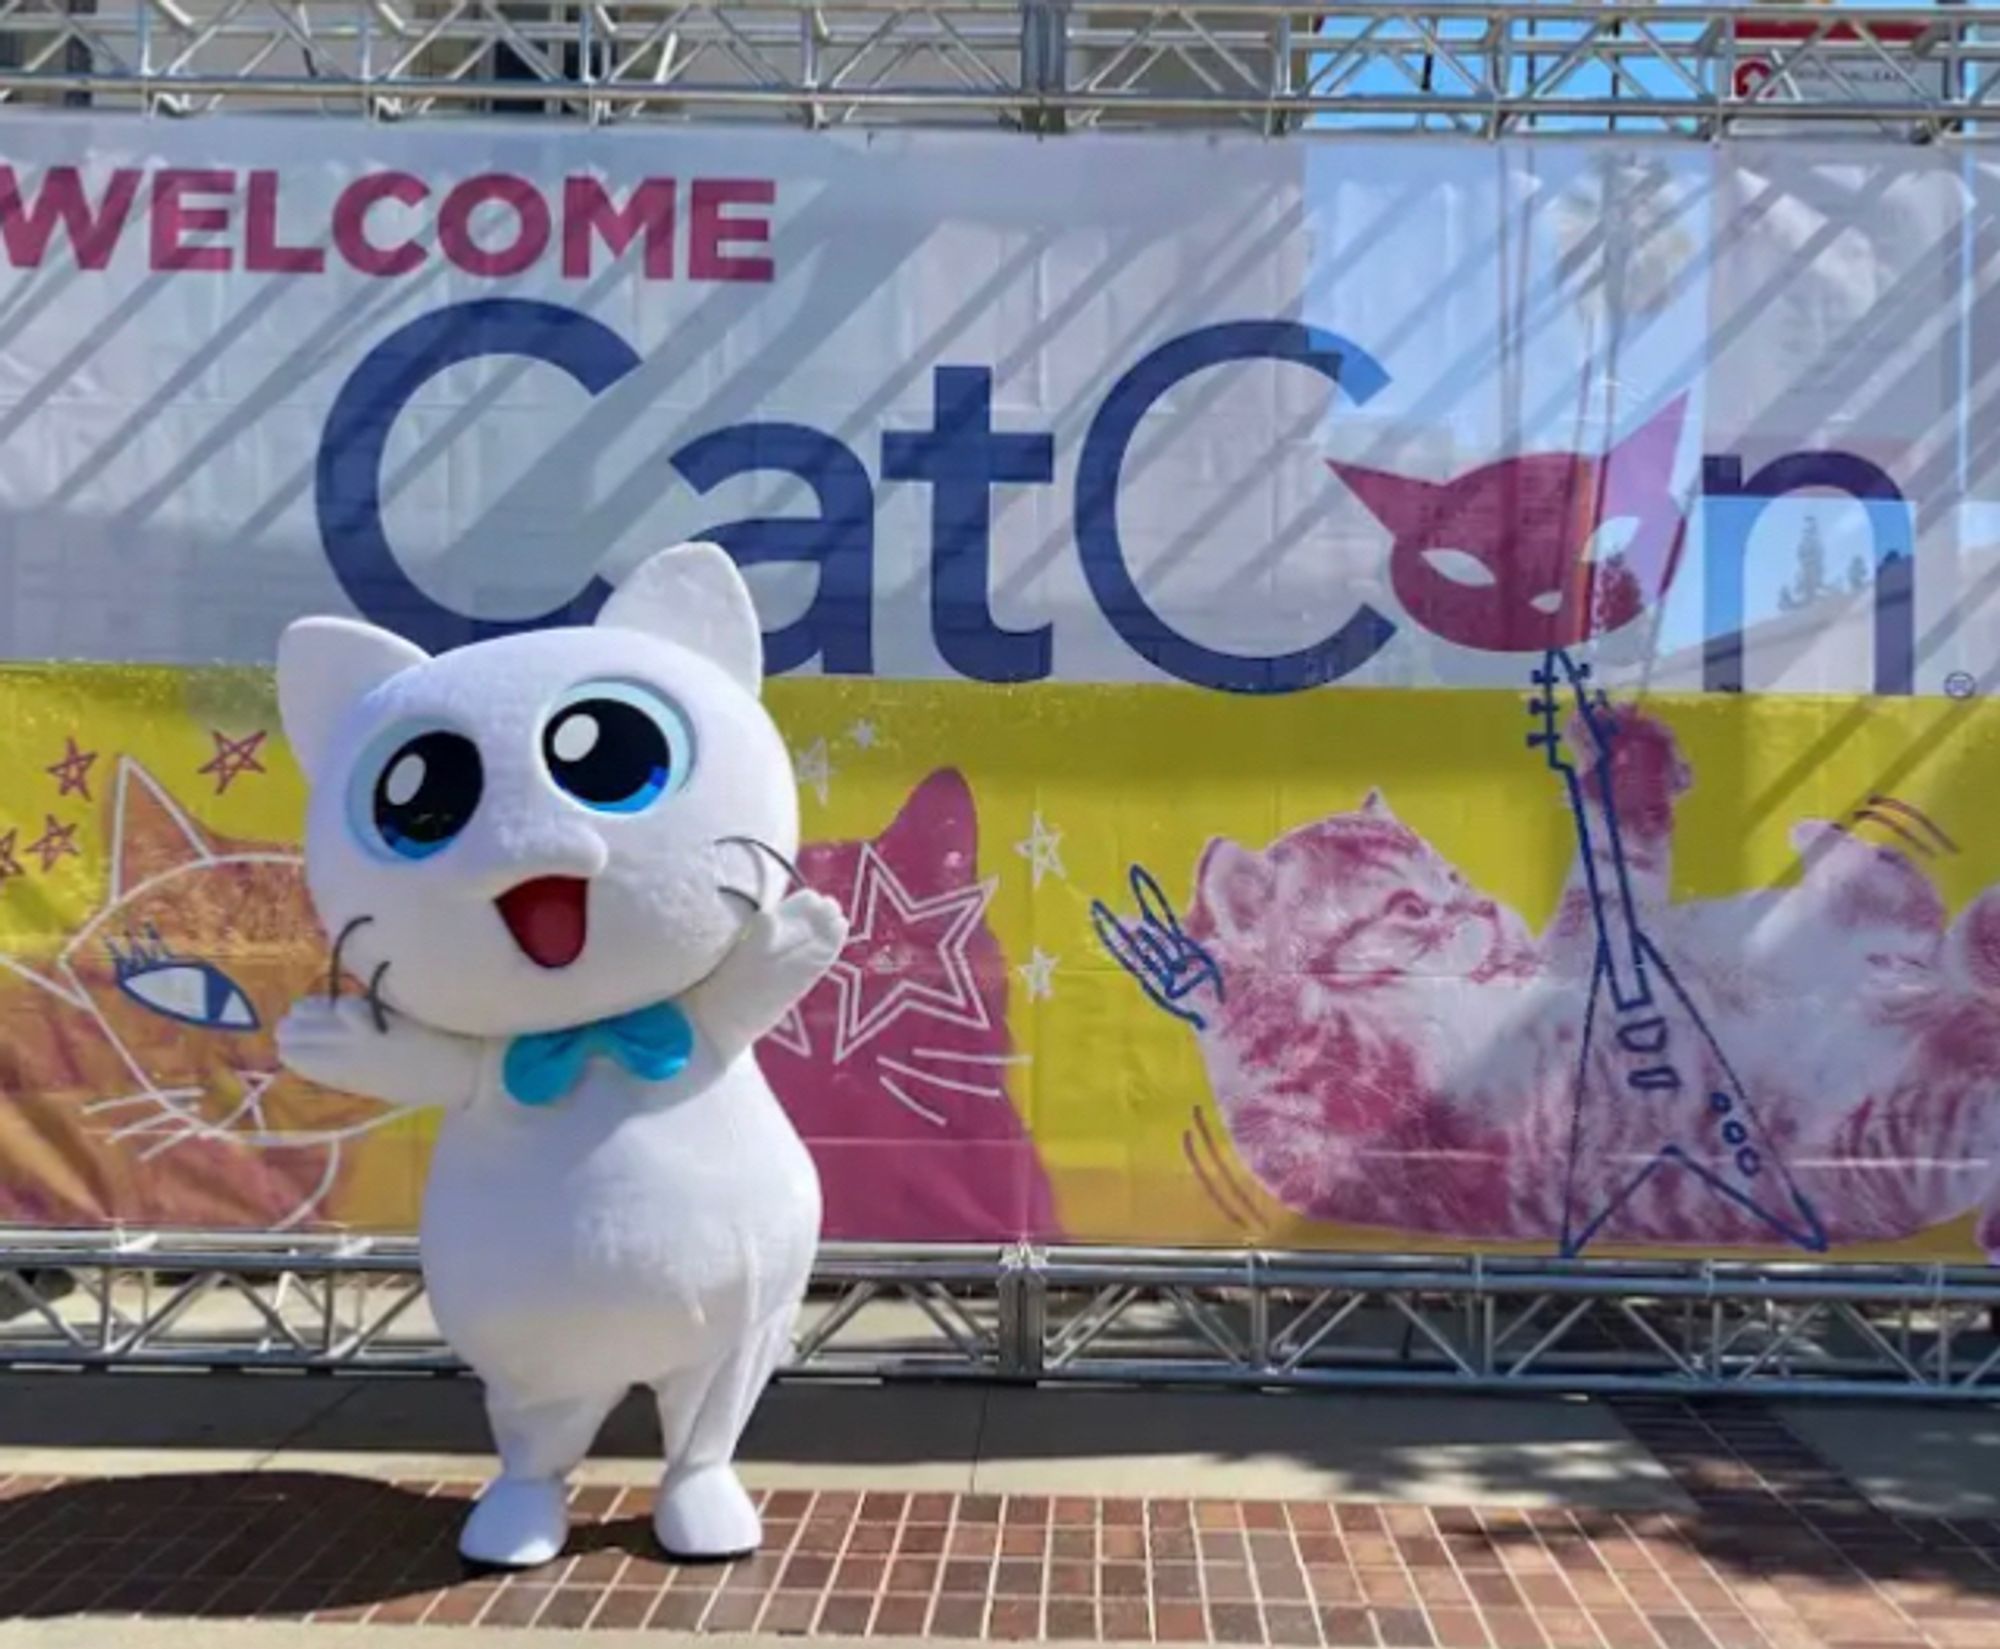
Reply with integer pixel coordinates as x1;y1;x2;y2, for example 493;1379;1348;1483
1332;399;1688;653
765;769;1059;1242
1169;708;2000;1256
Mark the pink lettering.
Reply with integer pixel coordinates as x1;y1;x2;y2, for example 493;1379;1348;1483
333;172;428;277
438;173;549;279
0;165;140;270
150;169;234;273
687;178;773;283
245;170;324;275
0;168;781;283
561;176;673;280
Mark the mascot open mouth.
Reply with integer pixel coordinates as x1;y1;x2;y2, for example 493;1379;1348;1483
496;876;590;969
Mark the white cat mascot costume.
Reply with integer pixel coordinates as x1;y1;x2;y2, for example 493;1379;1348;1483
273;543;846;1569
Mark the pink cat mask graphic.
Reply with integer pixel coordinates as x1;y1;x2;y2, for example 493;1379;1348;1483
1332;397;1690;654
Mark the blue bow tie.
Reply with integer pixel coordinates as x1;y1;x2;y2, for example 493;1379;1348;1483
503;1000;695;1107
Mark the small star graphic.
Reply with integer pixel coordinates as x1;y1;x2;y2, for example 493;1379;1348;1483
1014;811;1066;888
796;738;833;806
1016;948;1060;1002
199;729;268;795
45;736;97;801
0;830;22;887
848;719;880;750
26;814;79;872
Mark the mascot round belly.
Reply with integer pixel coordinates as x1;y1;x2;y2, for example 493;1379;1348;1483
272;543;846;1570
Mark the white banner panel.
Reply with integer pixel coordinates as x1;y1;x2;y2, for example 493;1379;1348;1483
0;117;1984;698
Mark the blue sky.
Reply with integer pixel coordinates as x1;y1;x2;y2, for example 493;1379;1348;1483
1306;0;1954;134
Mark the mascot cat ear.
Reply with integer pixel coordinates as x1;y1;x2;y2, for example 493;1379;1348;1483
598;542;763;696
277;617;430;784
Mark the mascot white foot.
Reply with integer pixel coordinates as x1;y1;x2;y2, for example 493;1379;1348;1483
273;543;845;1567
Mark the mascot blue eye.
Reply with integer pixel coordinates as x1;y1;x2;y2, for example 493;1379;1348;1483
543;682;691;814
370;729;484;860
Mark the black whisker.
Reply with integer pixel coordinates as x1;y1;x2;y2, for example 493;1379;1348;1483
327;915;375;1005
715;836;804;898
365;962;392;1035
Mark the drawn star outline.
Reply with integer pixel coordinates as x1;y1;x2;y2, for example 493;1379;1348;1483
199;729;268;795
46;736;97;801
825;844;997;1064
26;815;79;872
796;739;833;806
1014;812;1066;889
1016;947;1059;1002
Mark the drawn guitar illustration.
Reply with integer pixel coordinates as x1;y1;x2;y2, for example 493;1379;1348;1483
1527;647;1830;1257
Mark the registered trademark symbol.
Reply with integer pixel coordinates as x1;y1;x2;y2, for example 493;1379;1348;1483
1946;671;1977;700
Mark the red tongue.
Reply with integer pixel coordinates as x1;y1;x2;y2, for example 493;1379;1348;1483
495;877;589;969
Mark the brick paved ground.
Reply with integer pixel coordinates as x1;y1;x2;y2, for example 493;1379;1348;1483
0;1401;1993;1643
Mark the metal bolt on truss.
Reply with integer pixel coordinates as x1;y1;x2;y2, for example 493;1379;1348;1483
3;1233;1998;1397
0;0;1993;139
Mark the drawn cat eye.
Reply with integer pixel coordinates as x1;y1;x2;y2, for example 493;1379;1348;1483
541;680;693;815
1583;514;1642;563
1419;548;1497;588
1386;891;1433;921
116;958;259;1031
351;725;484;862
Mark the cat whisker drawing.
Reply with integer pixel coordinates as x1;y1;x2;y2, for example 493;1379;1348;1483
880;1074;948;1126
364;961;391;1034
326;913;374;1005
717;834;804;908
907;1047;1031;1068
877;1056;1010;1105
1849;796;1959;860
105;1111;204;1145
133;1122;221;1164
101;1065;382;1157
82;1084;205;1117
324;915;393;1033
1183;1109;1259;1234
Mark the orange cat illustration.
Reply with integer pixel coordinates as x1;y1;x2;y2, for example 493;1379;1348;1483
0;759;400;1230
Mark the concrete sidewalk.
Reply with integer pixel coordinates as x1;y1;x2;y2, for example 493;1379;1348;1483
1;1370;1996;1519
0;1372;1695;1509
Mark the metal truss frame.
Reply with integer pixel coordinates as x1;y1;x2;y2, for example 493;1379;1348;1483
0;0;1995;140
4;1232;1998;1398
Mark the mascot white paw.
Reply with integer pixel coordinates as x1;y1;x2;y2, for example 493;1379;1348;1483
275;543;842;1568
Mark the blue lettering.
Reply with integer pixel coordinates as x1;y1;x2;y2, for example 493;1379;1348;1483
881;366;1056;684
317;298;639;652
1074;321;1396;694
316;299;1926;701
1701;450;1915;696
671;424;875;675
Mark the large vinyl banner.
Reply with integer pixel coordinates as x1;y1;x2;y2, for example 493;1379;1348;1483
3;115;1999;1262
